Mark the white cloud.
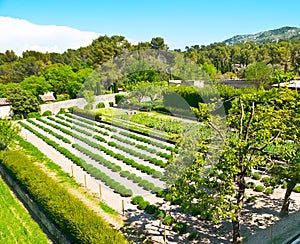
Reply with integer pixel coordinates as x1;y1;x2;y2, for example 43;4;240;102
0;16;101;55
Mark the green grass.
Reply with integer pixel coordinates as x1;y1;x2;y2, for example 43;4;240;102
0;175;49;243
99;202;118;216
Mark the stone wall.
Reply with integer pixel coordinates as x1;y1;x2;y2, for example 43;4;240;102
0;105;11;118
0;163;72;243
40;93;122;114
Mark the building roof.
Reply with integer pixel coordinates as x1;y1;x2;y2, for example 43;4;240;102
271;80;300;89
39;92;56;102
0;98;10;106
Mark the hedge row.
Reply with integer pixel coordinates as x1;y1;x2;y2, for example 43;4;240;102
27;119;71;144
72;144;162;193
107;141;166;169
19;122;132;197
47;116;72;128
111;134;172;161
119;131;174;152
65;113;117;132
0;152;128;244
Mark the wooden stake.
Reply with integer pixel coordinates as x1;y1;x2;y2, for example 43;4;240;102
84;174;87;188
122;199;125;216
164;226;167;243
71;165;74;177
99;184;102;200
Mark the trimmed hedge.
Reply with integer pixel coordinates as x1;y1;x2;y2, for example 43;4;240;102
0;151;128;244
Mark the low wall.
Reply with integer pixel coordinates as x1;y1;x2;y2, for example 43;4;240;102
0;163;72;243
41;93;123;114
0;105;11;118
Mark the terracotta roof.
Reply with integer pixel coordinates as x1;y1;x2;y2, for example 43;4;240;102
0;98;10;106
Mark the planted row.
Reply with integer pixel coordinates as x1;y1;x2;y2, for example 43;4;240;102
119;131;175;152
65;113;117;132
19;122;132;197
107;141;166;168
27;119;71;144
111;134;172;160
73;144;162;193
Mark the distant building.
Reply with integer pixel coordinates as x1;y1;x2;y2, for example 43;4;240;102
168;80;204;88
0;98;10;106
39;92;56;103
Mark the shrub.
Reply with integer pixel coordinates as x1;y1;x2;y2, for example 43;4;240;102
154;210;166;219
58;108;66;114
188;231;200;241
254;185;265;192
97;102;105;108
84;103;93;110
42;110;52;116
163;215;175;226
109;102;114;107
131;196;144;205
246;181;256;189
293;185;300;193
138;201;150;210
115;94;127;104
252;172;262;180
145;204;159;214
264;187;274;195
246;196;256;203
27;112;41;118
191;207;201;216
282;181;288;189
172;222;187;234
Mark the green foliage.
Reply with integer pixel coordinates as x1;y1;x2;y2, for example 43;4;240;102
109;101;114;107
145;204;159;214
138;200;150;210
27;112;41;118
0;119;20;150
163;215;175;226
172;222;187;234
6;87;40;119
264;187;274;195
252;172;262;180
0;151;128;244
131;196;144;205
293;185;300;193
97;102;105;108
42;110;52;116
115;94;127;104
188;231;201;241
0;175;49;243
84;103;93;110
271;70;295;84
254;185;265;192
244;62;272;87
154;209;166;219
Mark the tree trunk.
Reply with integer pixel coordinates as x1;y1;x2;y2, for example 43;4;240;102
232;213;242;244
280;182;296;217
232;174;246;243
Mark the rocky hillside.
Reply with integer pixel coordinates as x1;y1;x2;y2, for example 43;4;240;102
224;26;300;45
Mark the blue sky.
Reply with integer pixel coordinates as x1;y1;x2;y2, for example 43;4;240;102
1;0;300;51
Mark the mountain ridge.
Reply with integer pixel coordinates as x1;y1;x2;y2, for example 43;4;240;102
223;26;300;45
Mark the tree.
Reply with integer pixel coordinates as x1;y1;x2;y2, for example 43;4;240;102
150;37;167;50
20;75;52;96
6;87;40;119
167;90;283;243
270;70;295;85
260;88;300;216
245;62;272;88
0;119;20;150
